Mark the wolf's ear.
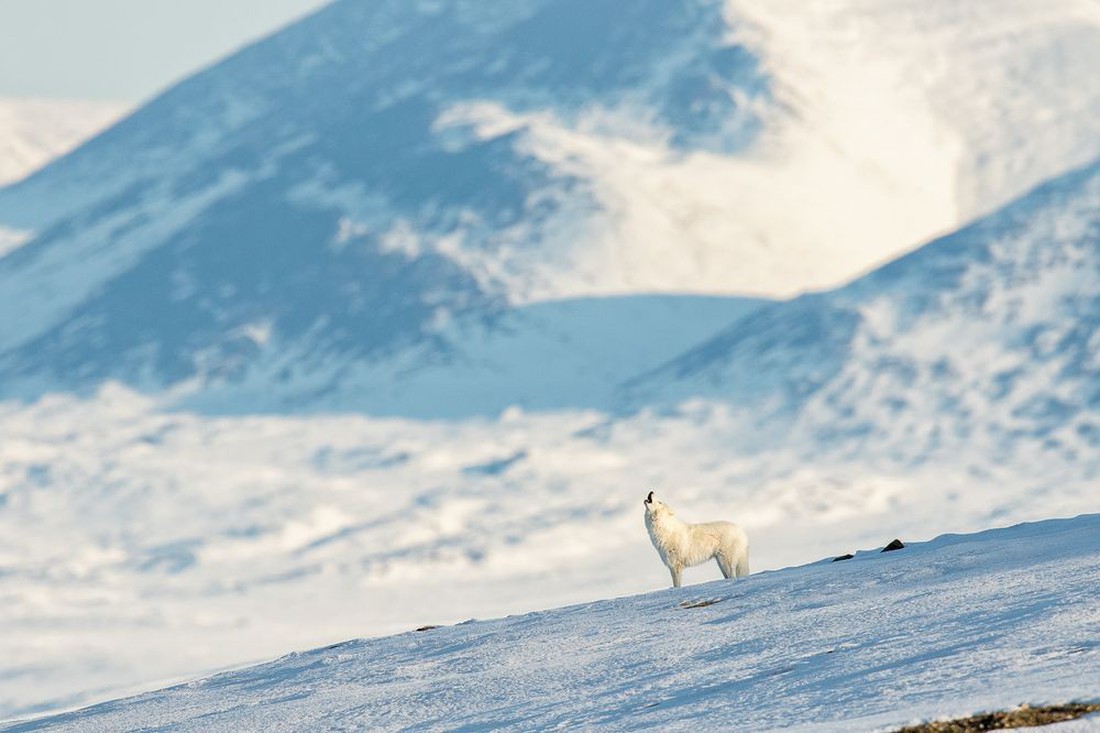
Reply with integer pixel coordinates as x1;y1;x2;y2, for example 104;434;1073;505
646;491;655;503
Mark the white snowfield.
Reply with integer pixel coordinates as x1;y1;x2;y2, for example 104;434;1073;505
5;514;1098;732
0;98;125;187
3;387;1097;721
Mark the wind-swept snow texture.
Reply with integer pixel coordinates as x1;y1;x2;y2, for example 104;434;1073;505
1;0;1099;405
6;515;1099;732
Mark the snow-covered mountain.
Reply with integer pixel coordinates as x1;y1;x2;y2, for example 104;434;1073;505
1;0;1099;405
6;514;1099;732
198;152;1100;423
627;158;1100;473
0;0;770;402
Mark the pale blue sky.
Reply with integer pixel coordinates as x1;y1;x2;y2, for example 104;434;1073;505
0;0;331;102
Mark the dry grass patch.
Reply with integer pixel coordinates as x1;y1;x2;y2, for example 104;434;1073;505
895;703;1100;732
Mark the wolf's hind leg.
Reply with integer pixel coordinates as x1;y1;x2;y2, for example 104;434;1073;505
715;553;734;579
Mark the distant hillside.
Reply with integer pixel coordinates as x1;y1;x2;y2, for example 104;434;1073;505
2;0;1099;409
626;158;1100;471
0;0;769;403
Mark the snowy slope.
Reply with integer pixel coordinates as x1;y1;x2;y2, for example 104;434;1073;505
1;0;1098;721
5;514;1099;732
1;0;1099;404
628;157;1100;470
2;386;1097;720
736;0;1100;223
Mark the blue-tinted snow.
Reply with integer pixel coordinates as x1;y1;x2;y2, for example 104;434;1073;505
6;514;1098;732
0;0;769;404
626;157;1100;464
180;294;765;417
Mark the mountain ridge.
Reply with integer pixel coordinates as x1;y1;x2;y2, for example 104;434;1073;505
0;0;771;402
623;156;1100;467
4;0;1099;408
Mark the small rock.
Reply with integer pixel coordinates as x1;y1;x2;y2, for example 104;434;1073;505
832;553;855;562
881;538;905;553
415;625;441;632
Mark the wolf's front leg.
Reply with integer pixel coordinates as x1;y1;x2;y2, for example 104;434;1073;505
670;564;682;588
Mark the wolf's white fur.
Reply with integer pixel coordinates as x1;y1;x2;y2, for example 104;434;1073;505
643;492;749;588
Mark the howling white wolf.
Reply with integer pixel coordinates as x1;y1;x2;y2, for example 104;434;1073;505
643;491;750;588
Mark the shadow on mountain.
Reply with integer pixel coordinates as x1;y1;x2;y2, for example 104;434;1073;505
175;293;769;419
0;0;773;421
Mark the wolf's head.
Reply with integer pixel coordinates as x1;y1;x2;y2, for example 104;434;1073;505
643;490;669;517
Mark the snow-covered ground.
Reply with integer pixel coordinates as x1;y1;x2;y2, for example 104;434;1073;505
1;387;1097;720
5;513;1098;731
